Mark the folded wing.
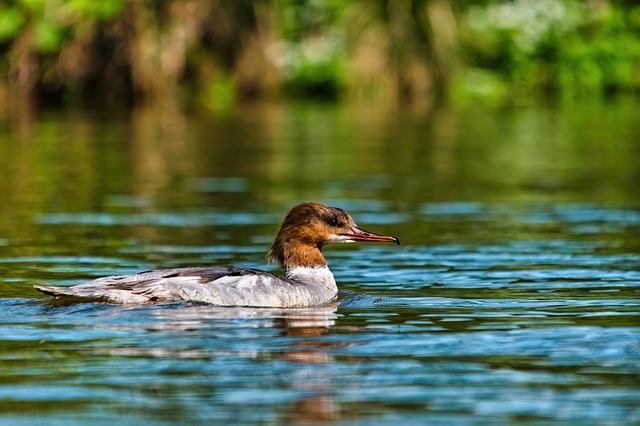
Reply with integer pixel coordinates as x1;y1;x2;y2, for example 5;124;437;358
34;266;295;306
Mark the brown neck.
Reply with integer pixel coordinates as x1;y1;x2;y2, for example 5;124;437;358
284;245;327;269
268;239;327;270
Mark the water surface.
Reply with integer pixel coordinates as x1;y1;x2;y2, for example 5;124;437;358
0;99;639;424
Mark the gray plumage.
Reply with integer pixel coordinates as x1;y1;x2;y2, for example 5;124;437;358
35;266;338;307
34;202;399;307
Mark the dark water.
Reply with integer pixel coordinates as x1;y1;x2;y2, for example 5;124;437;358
0;99;639;425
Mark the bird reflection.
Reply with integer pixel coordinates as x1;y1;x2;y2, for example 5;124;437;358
93;302;344;422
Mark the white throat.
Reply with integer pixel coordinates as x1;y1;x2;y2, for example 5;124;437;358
285;265;336;288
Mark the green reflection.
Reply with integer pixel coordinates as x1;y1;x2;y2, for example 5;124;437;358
0;100;639;252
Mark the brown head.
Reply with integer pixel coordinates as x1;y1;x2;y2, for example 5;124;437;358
267;202;399;270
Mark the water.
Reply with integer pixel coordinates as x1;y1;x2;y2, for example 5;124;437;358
0;99;639;425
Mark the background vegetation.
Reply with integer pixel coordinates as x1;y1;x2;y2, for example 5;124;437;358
1;0;639;109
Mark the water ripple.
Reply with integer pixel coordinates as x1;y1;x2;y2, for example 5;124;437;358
2;202;639;424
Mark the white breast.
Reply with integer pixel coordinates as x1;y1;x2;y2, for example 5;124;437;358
156;267;338;308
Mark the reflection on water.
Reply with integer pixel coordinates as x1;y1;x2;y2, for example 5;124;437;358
0;99;639;424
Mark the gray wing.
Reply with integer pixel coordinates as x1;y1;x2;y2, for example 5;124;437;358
34;266;296;305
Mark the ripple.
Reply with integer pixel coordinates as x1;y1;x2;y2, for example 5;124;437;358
2;202;639;424
36;211;276;227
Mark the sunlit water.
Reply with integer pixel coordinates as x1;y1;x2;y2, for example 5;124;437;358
0;100;639;424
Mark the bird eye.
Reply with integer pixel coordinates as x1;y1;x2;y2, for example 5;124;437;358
328;217;339;226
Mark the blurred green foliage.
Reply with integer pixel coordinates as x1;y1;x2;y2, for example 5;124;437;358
457;0;640;101
1;0;639;106
276;0;345;97
201;73;236;113
0;0;122;51
0;6;23;41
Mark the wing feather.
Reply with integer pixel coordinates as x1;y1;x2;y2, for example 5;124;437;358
34;266;304;306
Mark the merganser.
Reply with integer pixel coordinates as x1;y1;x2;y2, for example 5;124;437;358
34;202;399;307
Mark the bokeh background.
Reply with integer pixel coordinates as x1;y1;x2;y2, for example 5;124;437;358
2;0;640;108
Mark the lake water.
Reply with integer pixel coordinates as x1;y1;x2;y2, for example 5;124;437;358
0;99;639;425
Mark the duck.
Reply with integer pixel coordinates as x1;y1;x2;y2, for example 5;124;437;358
34;202;399;307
